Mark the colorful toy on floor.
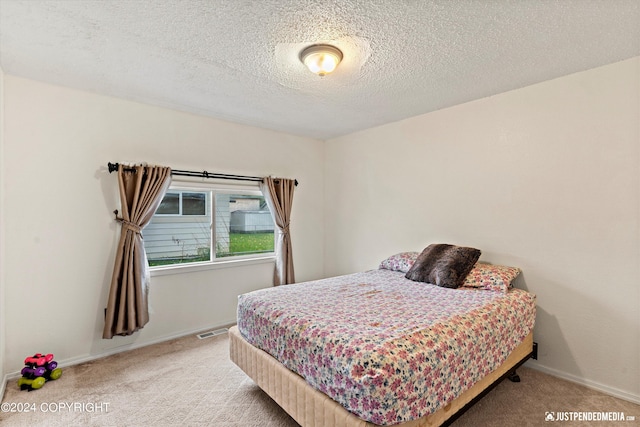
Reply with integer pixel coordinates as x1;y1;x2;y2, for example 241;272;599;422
24;353;54;366
45;368;62;381
21;366;46;377
18;376;45;390
18;353;62;391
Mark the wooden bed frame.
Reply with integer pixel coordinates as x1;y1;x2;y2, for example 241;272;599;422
229;326;534;427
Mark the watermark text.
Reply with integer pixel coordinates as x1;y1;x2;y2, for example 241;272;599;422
545;411;635;422
1;401;110;413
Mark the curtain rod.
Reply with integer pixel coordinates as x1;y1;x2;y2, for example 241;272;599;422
107;162;298;186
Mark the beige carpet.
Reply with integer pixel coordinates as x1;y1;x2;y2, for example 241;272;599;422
1;331;638;427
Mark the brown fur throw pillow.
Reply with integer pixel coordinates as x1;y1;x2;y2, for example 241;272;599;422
405;244;481;288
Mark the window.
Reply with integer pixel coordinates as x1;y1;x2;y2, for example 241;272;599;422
155;192;206;216
143;185;275;268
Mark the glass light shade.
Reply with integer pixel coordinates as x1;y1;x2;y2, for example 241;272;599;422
300;45;343;76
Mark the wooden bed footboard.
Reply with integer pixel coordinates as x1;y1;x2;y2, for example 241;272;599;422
229;326;534;427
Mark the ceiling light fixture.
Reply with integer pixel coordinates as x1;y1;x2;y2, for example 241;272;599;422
299;44;343;77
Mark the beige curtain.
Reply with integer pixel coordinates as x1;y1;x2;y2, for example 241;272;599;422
103;164;172;339
260;177;296;285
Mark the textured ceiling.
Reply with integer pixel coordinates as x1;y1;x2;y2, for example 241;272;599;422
0;1;639;140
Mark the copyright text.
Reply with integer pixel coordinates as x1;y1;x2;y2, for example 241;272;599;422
1;402;110;413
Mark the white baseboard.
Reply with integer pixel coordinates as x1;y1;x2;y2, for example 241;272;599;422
0;373;7;401
525;360;640;405
2;320;237;382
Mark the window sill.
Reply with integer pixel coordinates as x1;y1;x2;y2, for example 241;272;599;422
149;255;276;277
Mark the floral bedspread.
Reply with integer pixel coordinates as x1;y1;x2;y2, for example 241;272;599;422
237;269;536;425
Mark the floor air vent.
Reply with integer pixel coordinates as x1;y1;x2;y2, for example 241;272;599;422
197;328;228;339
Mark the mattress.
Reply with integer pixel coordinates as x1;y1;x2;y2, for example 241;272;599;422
229;326;533;427
237;269;536;425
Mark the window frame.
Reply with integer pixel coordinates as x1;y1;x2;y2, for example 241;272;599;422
145;179;276;276
154;190;209;217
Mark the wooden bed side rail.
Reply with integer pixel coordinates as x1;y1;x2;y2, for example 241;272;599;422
229;326;533;427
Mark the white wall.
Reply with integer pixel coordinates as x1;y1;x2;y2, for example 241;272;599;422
325;57;640;402
2;76;324;373
0;66;6;395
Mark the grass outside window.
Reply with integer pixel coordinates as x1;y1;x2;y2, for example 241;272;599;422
148;232;274;266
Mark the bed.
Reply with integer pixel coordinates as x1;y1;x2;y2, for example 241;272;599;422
230;247;536;426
